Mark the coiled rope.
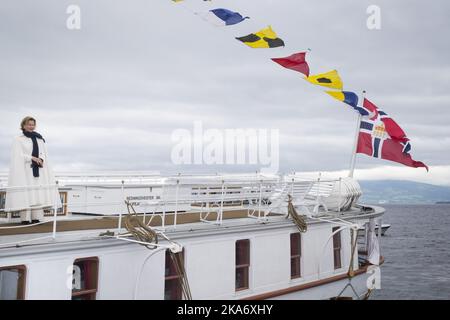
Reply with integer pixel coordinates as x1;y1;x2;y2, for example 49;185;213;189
286;195;307;233
124;201;159;250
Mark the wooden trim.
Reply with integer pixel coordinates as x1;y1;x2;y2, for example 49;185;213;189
72;288;97;297
235;239;250;291
165;249;184;279
235;266;250;291
165;274;182;281
333;249;342;270
0;209;256;236
0;264;27;300
236;286;249;292
60;192;68;215
74;256;99;263
164;249;184;300
44;192;68;217
332;227;342;270
72;257;99;300
290;232;302;279
290;256;301;279
242;256;385;300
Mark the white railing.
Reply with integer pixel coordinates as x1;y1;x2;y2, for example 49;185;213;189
0;181;60;240
0;173;360;247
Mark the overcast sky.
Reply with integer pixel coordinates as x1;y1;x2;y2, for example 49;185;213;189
0;0;449;185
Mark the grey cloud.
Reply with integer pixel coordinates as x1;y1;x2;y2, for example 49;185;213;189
0;0;448;183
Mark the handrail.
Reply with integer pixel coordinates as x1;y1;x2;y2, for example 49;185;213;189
0;178;345;216
0;183;58;191
0;175;356;248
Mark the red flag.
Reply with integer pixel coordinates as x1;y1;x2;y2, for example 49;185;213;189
271;52;310;77
357;119;428;171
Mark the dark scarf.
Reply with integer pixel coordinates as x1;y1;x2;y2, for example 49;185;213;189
22;130;46;177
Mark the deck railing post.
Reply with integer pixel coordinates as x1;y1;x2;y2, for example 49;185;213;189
338;177;342;212
313;173;324;214
364;222;369;253
174;180;179;229
206;185;210;219
219;180;225;224
377;218;382;252
84;185;88;213
317;173;321;198
118;180;125;234
291;177;294;198
258;180;262;219
162;184;166;230
52;180;59;240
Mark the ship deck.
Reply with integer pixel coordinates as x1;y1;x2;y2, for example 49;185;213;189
0;209;251;236
0;205;385;253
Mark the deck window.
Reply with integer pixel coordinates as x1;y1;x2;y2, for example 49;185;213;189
332;227;342;269
164;249;184;300
290;233;302;279
235;239;250;291
72;257;99;300
0;265;26;300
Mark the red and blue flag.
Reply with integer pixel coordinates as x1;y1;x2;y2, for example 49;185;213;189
357;116;428;171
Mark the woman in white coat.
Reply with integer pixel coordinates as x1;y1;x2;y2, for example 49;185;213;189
5;116;59;224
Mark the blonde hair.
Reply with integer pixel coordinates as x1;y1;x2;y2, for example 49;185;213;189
20;116;36;130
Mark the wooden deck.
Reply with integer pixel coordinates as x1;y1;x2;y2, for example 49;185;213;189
0;210;257;236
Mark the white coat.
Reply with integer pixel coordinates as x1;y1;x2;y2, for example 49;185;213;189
5;134;59;215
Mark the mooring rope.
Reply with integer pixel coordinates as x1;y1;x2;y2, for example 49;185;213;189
169;250;193;300
286;195;307;233
123;201;192;300
124;201;159;250
347;228;358;278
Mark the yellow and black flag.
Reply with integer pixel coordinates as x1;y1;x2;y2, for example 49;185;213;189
236;26;285;48
305;70;343;90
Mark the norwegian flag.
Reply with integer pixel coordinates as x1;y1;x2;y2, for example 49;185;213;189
357;99;428;171
361;98;408;143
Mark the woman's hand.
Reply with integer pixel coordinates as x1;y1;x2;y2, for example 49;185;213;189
31;156;43;166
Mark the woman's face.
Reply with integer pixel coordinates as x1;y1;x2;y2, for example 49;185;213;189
23;120;36;133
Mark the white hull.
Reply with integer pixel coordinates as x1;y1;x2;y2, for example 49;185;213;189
0;173;384;300
268;268;375;300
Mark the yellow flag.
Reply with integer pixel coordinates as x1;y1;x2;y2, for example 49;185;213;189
306;70;343;90
236;26;285;48
325;91;346;102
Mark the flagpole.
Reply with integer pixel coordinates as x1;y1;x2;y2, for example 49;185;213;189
348;90;366;178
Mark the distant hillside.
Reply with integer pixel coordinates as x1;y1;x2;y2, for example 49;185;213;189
358;180;450;205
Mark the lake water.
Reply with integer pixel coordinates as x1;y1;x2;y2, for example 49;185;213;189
370;204;450;300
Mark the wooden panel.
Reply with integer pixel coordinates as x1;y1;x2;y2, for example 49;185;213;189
0;265;27;300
